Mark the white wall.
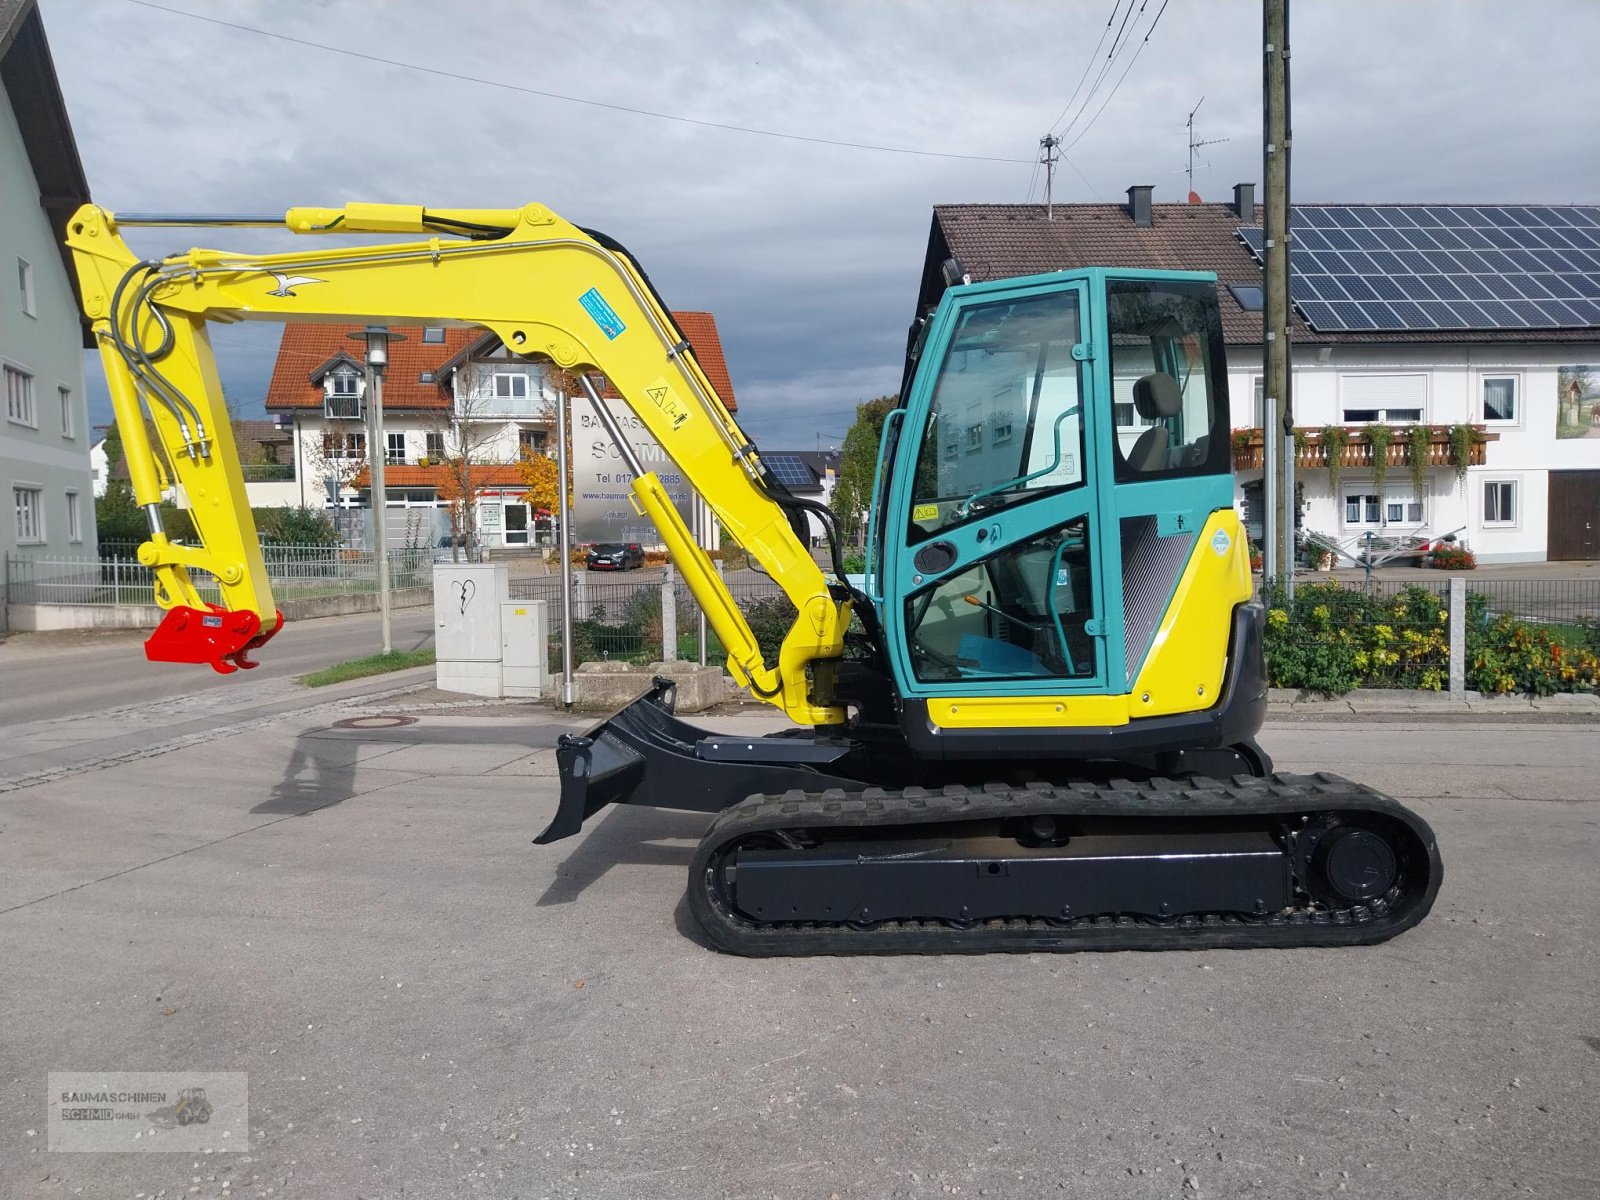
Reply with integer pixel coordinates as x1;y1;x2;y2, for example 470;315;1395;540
1228;342;1600;562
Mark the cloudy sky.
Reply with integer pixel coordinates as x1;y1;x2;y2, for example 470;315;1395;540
43;0;1600;449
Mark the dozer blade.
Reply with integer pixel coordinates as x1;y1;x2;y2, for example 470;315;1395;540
537;678;860;845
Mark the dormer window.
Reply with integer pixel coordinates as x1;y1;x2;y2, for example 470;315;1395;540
326;368;362;418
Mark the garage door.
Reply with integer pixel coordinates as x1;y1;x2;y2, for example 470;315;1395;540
1548;470;1600;560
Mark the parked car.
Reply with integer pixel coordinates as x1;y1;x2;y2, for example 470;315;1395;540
585;542;645;571
433;534;482;562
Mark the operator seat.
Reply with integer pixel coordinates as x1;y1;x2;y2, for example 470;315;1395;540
1127;373;1183;472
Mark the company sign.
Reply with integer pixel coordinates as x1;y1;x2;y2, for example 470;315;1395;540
569;393;694;546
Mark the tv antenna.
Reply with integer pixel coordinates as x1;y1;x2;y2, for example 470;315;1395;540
1185;96;1229;201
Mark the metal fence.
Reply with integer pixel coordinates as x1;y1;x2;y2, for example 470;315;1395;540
1314;577;1600;625
1264;576;1600;694
512;564;793;668
6;546;432;607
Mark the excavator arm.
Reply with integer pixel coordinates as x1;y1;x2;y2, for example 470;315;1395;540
67;202;848;722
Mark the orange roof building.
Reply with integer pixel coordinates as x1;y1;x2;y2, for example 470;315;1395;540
264;311;739;548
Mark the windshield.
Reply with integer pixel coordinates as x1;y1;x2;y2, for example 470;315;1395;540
907;289;1084;545
593;544;624;552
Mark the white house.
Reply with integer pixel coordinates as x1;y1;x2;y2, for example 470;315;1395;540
919;190;1600;562
1;0;97;600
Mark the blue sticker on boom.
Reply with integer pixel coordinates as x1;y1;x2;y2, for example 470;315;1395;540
578;288;626;340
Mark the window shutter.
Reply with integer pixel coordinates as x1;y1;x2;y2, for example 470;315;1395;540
1340;374;1426;411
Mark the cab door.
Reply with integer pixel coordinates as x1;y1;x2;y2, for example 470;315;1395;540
879;276;1110;699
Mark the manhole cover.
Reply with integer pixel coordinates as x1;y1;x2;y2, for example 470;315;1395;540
331;715;419;730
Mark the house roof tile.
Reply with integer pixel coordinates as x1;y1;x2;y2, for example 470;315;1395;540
266;325;476;411
266;311;739;412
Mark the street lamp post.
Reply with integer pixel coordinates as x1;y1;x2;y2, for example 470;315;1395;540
350;326;405;655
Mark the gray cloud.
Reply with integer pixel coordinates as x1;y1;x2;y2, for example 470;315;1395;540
44;0;1600;447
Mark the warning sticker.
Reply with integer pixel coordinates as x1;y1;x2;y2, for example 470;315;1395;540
643;379;690;430
912;503;940;522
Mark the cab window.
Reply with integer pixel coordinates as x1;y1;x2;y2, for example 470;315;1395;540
908;289;1085;544
1108;279;1227;482
904;518;1095;683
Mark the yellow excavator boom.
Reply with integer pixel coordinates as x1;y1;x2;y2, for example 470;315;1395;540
66;202;846;722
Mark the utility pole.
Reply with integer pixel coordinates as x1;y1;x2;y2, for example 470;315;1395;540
351;326;403;653
1038;134;1062;220
1185;96;1228;199
1262;0;1295;596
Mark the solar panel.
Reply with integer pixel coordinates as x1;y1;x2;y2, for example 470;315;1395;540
1236;204;1600;332
762;454;816;488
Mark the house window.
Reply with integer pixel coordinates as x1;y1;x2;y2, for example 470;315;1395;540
322;431;366;460
1481;376;1518;424
66;490;81;542
425;431;445;459
1343;406;1423;423
1340;373;1426;424
1252;376;1266;428
964;422;983;453
18;258;35;317
1344;487;1425;528
5;364;36;426
494;372;530;400
992;417;1013;445
59;386;74;438
326;369;362;418
1483;480;1517;525
386;432;407;463
13;485;43;543
518;428;548;455
422;327;446;343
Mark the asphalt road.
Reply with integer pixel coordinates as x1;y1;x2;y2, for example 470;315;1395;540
0;689;1595;1200
0;606;436;725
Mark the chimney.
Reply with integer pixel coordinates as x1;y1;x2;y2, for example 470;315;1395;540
1233;182;1255;221
1126;185;1153;228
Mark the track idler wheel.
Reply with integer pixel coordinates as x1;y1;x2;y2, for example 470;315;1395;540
1299;820;1400;907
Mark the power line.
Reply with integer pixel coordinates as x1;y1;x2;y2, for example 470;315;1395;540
1056;0;1149;141
122;0;1033;165
1046;0;1122;135
1064;0;1170;151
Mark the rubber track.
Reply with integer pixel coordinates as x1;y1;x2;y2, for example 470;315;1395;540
686;772;1442;957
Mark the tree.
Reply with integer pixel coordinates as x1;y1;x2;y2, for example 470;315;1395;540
303;428;371;545
518;448;561;516
829;395;898;545
426;345;548;559
101;420;124;470
517;361;580;514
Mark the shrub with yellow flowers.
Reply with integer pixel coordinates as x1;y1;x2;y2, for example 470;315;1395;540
1262;582;1449;693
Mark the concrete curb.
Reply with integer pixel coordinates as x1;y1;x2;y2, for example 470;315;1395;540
295;664;439;705
1267;685;1599;714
